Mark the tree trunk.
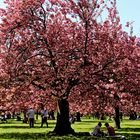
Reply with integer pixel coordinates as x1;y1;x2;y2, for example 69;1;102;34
53;99;75;135
114;107;121;129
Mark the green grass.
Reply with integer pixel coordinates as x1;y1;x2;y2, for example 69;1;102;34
0;117;140;140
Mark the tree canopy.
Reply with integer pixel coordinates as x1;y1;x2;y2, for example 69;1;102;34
0;0;139;113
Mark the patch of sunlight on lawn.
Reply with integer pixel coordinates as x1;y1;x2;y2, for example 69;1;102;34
0;117;140;140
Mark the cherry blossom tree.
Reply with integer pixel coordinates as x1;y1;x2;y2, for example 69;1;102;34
0;0;139;134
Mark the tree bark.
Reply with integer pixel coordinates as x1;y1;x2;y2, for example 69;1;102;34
114;106;121;129
53;99;75;135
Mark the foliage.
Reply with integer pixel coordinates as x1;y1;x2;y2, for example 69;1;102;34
0;0;139;113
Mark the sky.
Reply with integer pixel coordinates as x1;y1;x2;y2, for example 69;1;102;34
0;0;140;37
117;0;140;37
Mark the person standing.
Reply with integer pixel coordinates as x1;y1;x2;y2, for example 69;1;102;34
41;108;48;128
27;107;35;128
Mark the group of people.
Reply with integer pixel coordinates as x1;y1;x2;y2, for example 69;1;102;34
90;122;115;137
26;107;48;128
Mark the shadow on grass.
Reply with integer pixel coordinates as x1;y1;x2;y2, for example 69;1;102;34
118;133;140;140
0;133;49;140
122;124;140;127
1;132;140;140
0;132;108;140
118;127;140;132
0;125;54;129
79;120;108;124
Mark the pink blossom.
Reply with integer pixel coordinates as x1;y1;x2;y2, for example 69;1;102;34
41;0;45;3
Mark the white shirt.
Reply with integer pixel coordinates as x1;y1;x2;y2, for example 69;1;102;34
41;110;48;118
27;108;35;118
92;125;101;135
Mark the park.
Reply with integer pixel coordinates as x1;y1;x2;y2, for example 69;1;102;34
0;0;140;139
0;113;140;140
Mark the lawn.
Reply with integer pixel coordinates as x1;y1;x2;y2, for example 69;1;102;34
0;116;140;140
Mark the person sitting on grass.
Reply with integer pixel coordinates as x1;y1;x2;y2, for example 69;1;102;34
90;122;104;137
105;122;126;139
105;122;115;136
